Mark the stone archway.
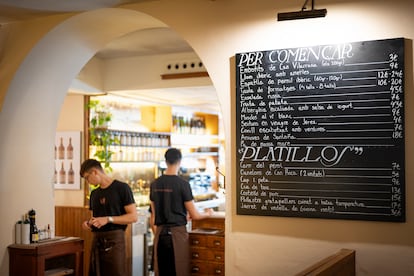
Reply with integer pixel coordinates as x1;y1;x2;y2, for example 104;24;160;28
0;8;168;274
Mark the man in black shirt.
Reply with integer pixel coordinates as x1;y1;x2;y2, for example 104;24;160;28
80;159;137;276
150;148;213;276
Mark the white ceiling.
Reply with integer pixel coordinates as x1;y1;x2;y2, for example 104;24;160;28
95;27;195;59
0;0;220;113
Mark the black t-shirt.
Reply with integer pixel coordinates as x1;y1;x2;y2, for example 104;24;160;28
89;180;135;232
150;175;194;227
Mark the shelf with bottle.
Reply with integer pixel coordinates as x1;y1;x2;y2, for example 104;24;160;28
107;129;170;148
90;145;168;163
171;112;218;135
89;129;170;162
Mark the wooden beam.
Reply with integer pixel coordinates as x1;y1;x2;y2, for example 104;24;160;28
161;71;209;80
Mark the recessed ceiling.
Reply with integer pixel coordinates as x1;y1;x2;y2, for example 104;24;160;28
95;27;194;59
93;27;219;113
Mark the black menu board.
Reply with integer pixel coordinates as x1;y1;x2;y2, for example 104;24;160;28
235;38;405;222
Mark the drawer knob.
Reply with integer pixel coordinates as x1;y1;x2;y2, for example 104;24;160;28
192;253;199;258
192;266;200;273
214;241;221;246
193;240;200;245
215;255;222;260
215;269;222;274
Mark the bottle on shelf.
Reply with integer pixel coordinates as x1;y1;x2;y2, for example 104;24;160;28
31;224;39;243
28;209;36;243
47;224;51;239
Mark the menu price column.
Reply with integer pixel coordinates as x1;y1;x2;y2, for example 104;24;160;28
389;50;404;218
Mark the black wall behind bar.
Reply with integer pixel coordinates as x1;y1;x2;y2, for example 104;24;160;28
235;38;405;222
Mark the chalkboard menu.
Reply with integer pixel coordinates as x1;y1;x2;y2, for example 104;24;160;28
235;38;405;222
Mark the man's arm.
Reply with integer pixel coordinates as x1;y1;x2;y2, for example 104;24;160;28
185;200;213;220
88;203;138;229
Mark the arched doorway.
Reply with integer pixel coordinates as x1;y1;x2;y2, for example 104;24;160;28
0;7;222;274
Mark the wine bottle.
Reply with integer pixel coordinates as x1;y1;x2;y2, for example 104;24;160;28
66;137;73;159
47;224;51;239
28;209;36;243
58;137;65;159
59;162;66;184
32;224;39;243
68;162;74;184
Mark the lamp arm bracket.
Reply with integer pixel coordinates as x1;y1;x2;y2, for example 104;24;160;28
302;0;315;11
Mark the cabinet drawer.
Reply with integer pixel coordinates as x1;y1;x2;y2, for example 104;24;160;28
208;262;225;275
190;234;207;247
191;261;224;276
191;261;209;275
206;235;224;249
206;250;224;262
191;248;224;262
190;248;209;261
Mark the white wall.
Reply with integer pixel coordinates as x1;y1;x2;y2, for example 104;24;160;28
1;1;414;275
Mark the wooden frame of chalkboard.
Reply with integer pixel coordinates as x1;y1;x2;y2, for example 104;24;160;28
235;38;405;222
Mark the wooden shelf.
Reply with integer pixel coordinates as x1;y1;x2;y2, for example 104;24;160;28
8;237;84;276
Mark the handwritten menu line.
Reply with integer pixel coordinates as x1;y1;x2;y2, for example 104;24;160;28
271;180;391;186
285;90;390;99
312;68;389;75
345;61;390;66
285;166;391;171
291;143;394;147
277;195;390;202
319;121;393;125
298;136;392;140
343;77;377;81
327;175;391;179
336;84;378;89
273;188;389;194
293;114;389;119
354;106;390;110
327;129;393;133
288;99;389;105
236;38;405;222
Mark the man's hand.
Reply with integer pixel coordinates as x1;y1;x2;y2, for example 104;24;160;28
87;217;109;229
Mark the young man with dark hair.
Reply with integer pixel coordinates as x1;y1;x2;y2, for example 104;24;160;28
150;148;213;276
80;159;137;276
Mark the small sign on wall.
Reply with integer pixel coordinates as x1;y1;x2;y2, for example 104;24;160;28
54;131;81;190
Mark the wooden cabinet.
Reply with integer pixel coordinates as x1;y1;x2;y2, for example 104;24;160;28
189;232;224;275
8;237;84;276
190;215;225;276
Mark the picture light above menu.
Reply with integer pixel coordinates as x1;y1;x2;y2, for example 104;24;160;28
235;38;405;222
